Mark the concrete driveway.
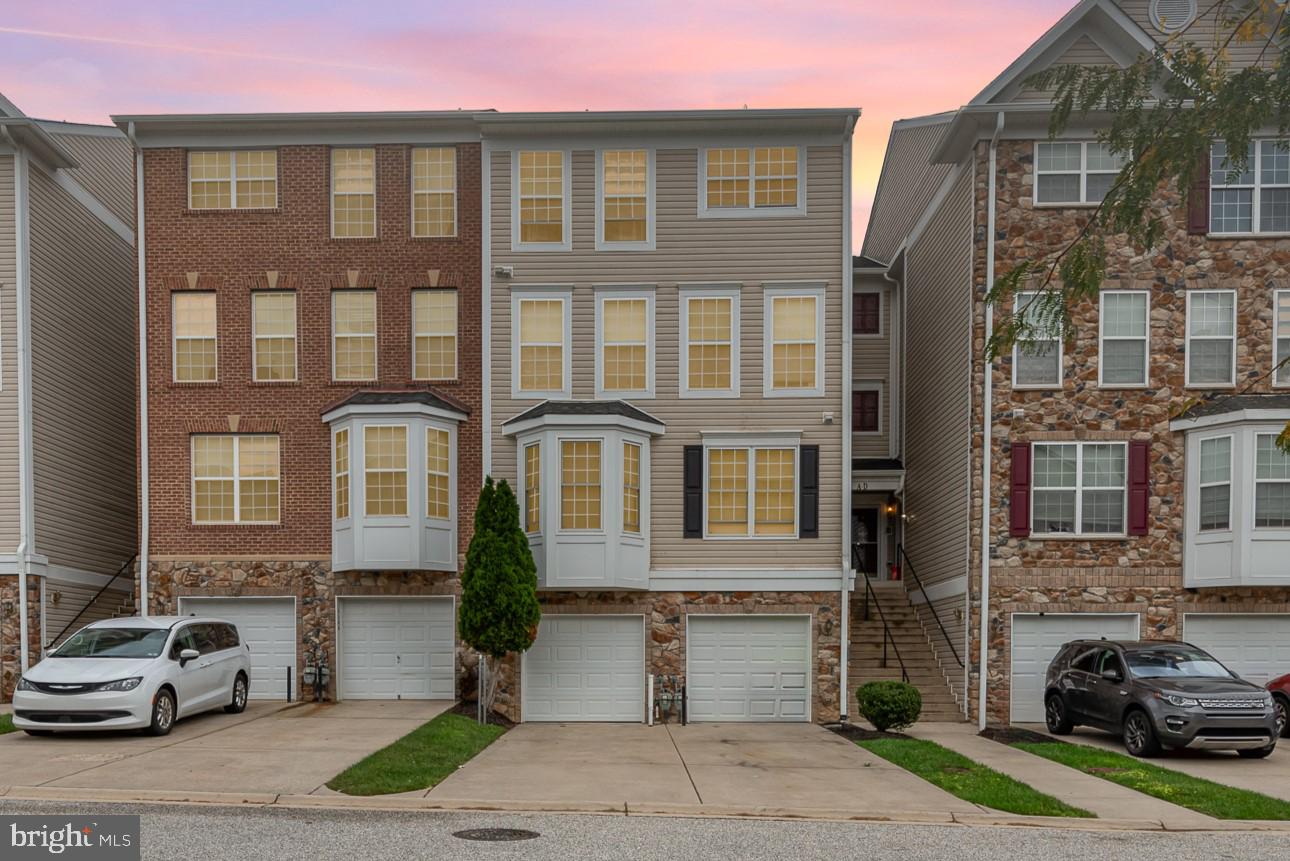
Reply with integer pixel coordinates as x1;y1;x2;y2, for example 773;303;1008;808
0;700;450;795
428;722;980;817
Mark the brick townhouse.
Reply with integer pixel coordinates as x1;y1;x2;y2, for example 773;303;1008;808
116;111;484;700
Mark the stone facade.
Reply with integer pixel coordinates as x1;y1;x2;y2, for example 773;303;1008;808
0;574;43;701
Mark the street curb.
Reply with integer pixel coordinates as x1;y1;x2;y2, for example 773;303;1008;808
4;787;279;806
951;812;1163;831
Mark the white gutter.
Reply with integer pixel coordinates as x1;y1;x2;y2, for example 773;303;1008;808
977;111;1005;730
839;112;857;723
480;140;492;480
128;122;149;618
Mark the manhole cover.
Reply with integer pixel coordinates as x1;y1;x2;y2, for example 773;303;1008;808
453;828;540;842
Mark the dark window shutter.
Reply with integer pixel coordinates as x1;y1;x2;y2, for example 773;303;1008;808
1187;154;1211;236
1127;440;1150;536
799;445;819;538
853;390;880;433
1009;442;1032;538
683;445;703;538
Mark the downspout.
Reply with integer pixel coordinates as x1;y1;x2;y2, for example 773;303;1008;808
127;122;149;618
977;111;1005;730
839;112;857;723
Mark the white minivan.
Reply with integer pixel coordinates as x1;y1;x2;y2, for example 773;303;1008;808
13;616;252;736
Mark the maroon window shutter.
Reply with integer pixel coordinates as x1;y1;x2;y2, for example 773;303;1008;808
1127;440;1150;536
1010;442;1031;538
1187;154;1211;236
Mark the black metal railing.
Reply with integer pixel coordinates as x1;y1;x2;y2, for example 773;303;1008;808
895;543;963;668
854;546;908;684
44;554;137;650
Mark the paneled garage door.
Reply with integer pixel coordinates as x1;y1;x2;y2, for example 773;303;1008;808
522;616;644;722
1183;614;1290;685
177;597;296;700
1010;613;1139;723
338;598;455;700
687;615;811;722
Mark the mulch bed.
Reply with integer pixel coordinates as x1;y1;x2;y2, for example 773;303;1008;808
979;725;1068;745
829;723;910;742
451;700;517;729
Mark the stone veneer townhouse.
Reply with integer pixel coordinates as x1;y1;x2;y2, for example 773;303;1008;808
482;109;858;723
0;93;137;702
116;110;484;702
863;0;1290;727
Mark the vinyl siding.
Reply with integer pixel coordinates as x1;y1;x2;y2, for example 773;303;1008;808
852;273;893;458
42;581;131;646
46;130;135;228
0;155;18;550
902;165;973;588
860;121;953;265
28;163;136;575
1014;35;1118;101
915;587;967;706
1118;1;1279;69
490;144;845;571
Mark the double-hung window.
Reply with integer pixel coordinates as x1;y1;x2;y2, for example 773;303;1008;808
1210;140;1290;234
333;429;350;520
252;292;297;382
596;291;653;397
192;434;280;524
333;290;377;381
524;442;541;533
765;286;824;396
411;147;456;237
1255;434;1290;528
706;447;797;537
599;150;651;248
364;425;408;517
560;440;602;530
1012;291;1061;388
513;293;570;398
188;150;277;209
623;442;642;535
702;146;803;215
853;292;881;335
173;292;217;382
1098;291;1148;387
412;289;457;381
331;148;376;238
516;150;568;248
425;427;451;520
1034;142;1125;205
1275;290;1290;387
1031;442;1127;536
1185;290;1236;387
680;288;739;397
1198;435;1232;532
853;387;881;434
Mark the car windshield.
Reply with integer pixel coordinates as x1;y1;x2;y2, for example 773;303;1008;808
1126;647;1234;679
50;628;169;659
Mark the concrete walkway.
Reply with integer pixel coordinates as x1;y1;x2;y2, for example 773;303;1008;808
907;722;1219;828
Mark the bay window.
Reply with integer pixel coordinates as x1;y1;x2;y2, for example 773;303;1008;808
364;425;408;517
560;440;602;531
1255;434;1290;528
1198;436;1232;532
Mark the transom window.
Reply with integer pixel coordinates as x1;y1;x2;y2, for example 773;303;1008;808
601;150;648;243
173;292;217;382
516;296;567;395
412;289;458;381
1013;291;1061;388
682;292;737;395
704;146;800;211
560;440;602;530
1185;291;1236;387
334;429;350;519
1099;291;1148;387
623;442;642;535
1255;434;1290;528
426;427;451;520
1211;140;1290;234
767;291;822;395
331;148;376;238
1034;142;1125;205
333;290;377;381
599;296;649;394
364;425;408;517
706;447;796;537
188;150;277;210
1198;435;1232;532
252;292;297;382
524;442;541;533
411;147;456;237
191;434;280;524
518;151;565;244
1031;442;1127;536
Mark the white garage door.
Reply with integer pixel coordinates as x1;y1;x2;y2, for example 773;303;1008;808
1010;613;1139;723
339;598;455;700
523;616;644;722
687;615;810;722
177;597;295;700
1183;614;1290;685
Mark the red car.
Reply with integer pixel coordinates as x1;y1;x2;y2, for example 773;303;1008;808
1270;675;1290;738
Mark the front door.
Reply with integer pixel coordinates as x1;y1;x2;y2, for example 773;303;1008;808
853;507;881;578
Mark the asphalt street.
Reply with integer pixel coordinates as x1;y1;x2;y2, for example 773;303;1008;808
0;800;1285;861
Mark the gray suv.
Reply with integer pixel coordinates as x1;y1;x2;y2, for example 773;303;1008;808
1044;640;1279;758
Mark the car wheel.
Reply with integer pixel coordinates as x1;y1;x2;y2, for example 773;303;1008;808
146;688;176;737
1045;693;1074;735
1239;743;1276;759
1122;709;1162;757
224;674;248;714
1274;696;1289;739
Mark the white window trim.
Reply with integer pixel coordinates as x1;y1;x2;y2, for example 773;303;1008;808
1012;290;1063;390
557;436;606;535
190;434;280;526
1184;289;1237;389
251;291;298;383
410;146;458;239
763;283;826;398
333;428;350;523
511;149;572;252
1253;432;1290;531
595;148;656;251
522;441;542;537
172;291;217;383
1274;288;1290;388
362;423;410;520
594;286;656;399
425;426;452;523
1030;441;1128;539
679;284;741;399
1097;289;1149;389
1209;139;1290;237
697;145;808;218
329;147;378;239
187;150;278;210
511;288;573;400
701;442;800;540
1033;141;1124;207
411;288;459;382
622;440;643;536
852;382;883;437
1197;433;1233;534
853;288;884;339
331;290;378;383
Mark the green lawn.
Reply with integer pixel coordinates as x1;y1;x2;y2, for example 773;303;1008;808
858;737;1094;818
1015;742;1290;820
0;714;13;735
326;712;506;796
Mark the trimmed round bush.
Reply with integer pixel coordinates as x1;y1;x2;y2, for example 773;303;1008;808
856;681;922;732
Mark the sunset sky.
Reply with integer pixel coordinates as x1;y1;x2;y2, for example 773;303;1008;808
0;0;1074;241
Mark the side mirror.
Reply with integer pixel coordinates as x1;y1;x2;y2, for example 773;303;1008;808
1101;667;1123;683
179;648;200;666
